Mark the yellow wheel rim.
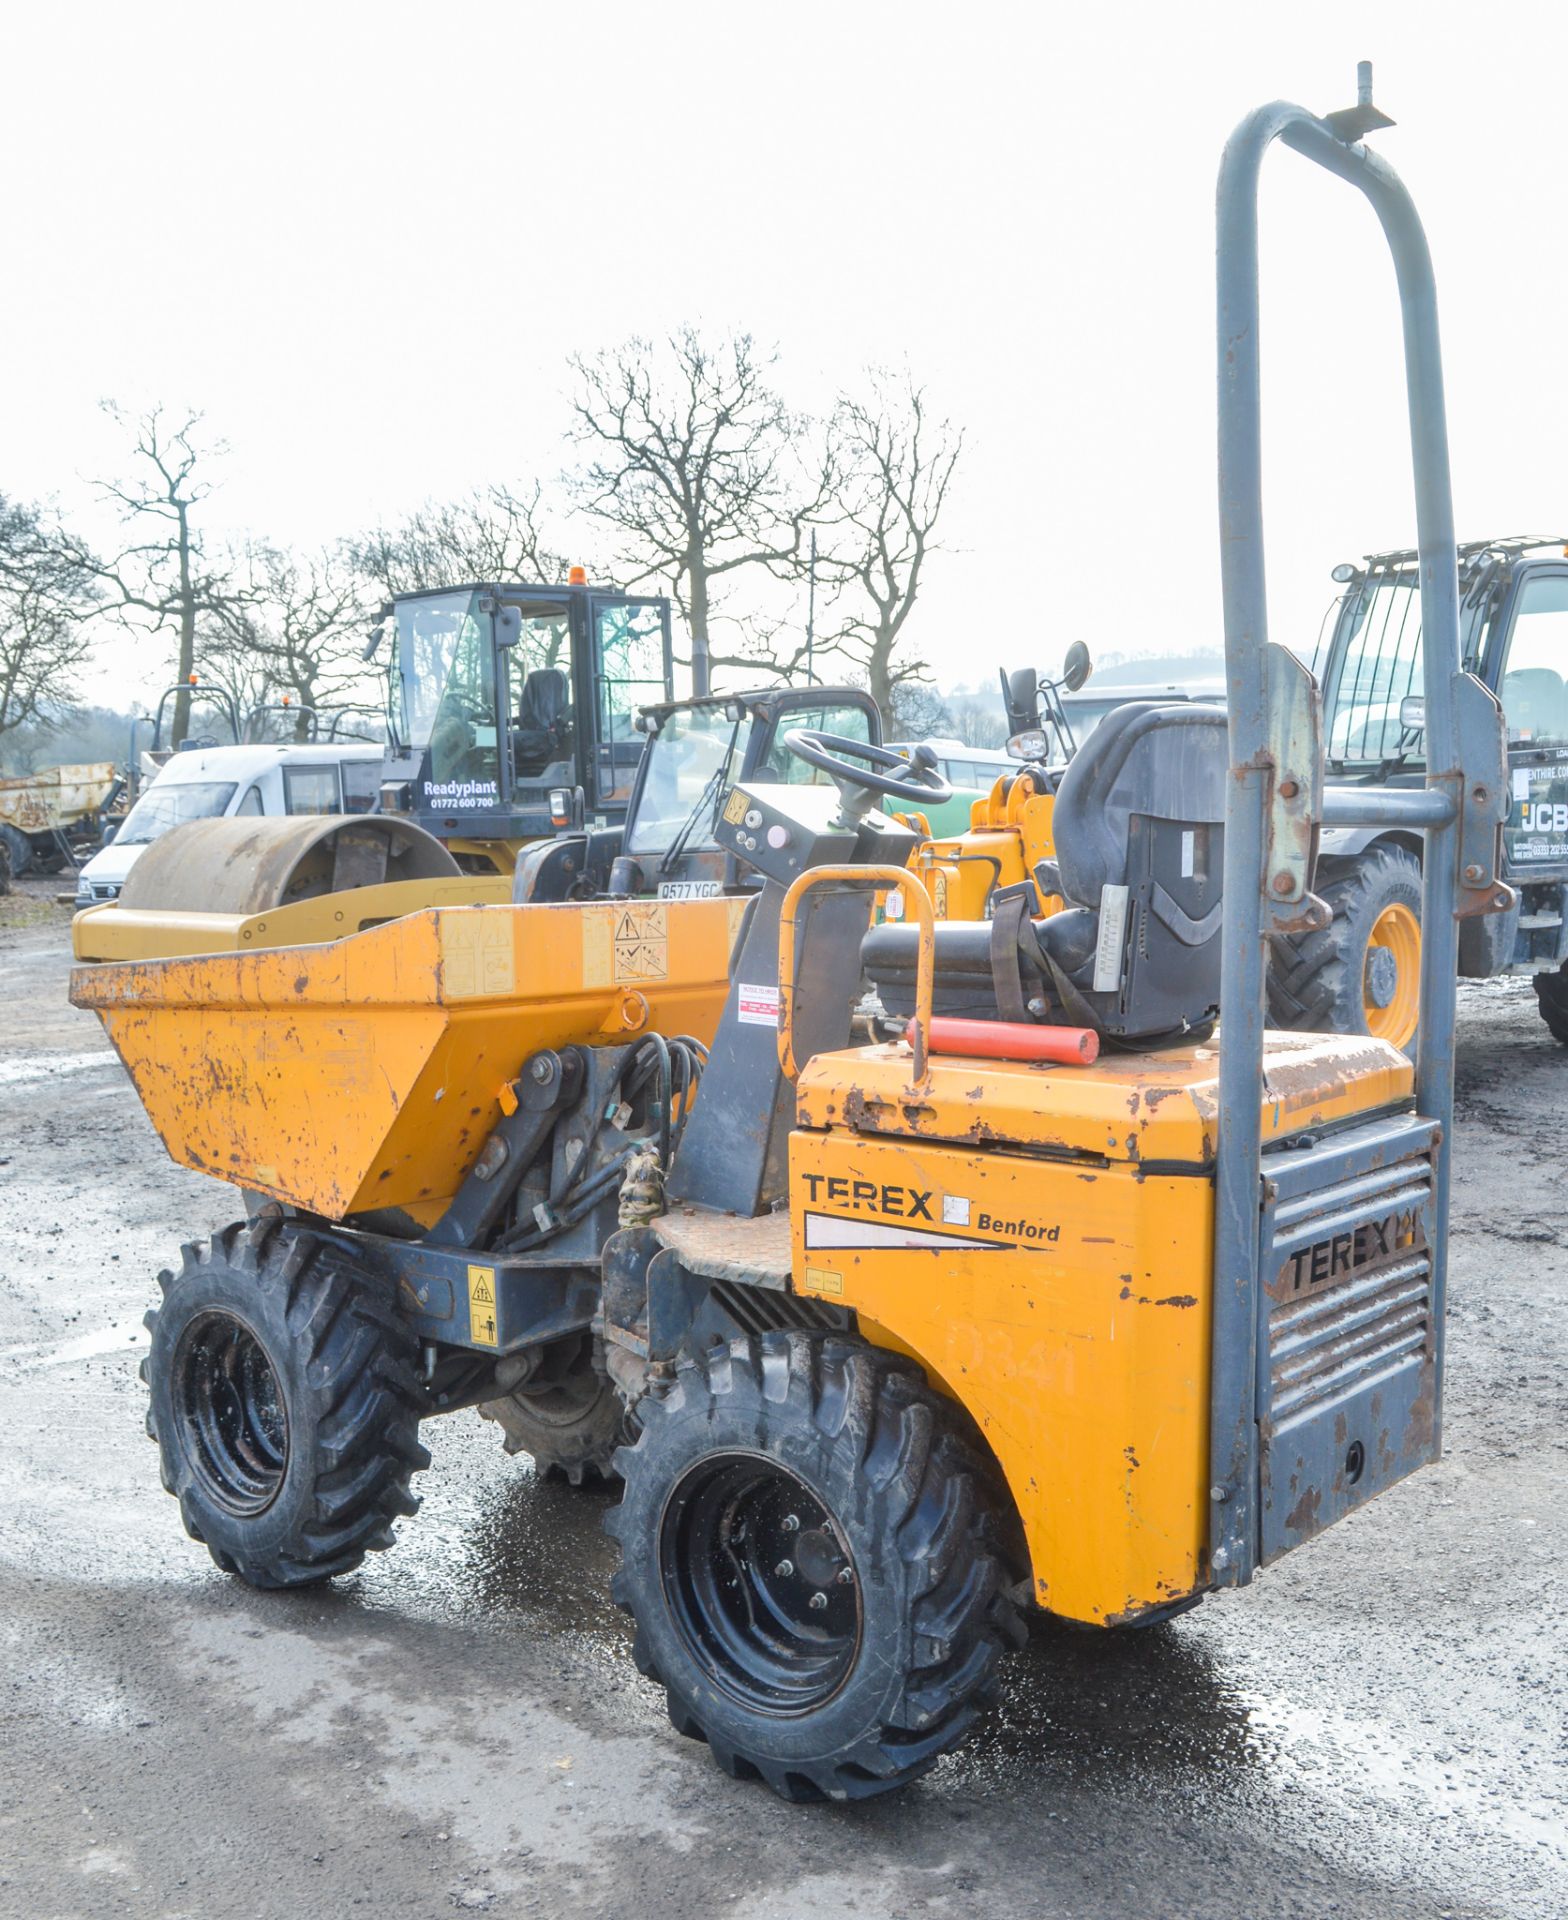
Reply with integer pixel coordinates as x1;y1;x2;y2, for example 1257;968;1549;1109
1363;902;1420;1048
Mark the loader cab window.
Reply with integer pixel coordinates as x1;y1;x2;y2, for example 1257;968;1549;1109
595;600;670;806
1496;572;1568;746
234;785;264;817
757;703;873;784
505;600;577;794
626;704;746;857
1322;572;1426;766
398;590;503;808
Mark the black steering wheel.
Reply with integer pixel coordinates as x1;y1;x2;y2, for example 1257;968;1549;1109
782;729;954;810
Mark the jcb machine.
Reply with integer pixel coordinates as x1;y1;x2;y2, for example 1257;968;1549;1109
369;574;675;873
71;71;1507;1800
1270;534;1568;1047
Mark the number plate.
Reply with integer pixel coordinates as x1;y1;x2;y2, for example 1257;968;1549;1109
657;880;722;900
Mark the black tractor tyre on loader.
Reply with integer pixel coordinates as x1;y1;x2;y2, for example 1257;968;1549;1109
0;823;31;881
605;1331;1025;1802
1534;963;1568;1044
1267;842;1424;1050
0;834;11;896
141;1220;431;1588
478;1335;633;1485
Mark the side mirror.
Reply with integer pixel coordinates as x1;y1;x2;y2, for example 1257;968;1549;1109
361;618;387;662
1062;641;1093;692
495;605;522;649
1000;665;1038;735
1007;728;1049;760
1399;695;1426;732
101;823;118;845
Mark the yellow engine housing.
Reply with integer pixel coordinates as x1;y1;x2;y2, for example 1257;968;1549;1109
787;1031;1413;1627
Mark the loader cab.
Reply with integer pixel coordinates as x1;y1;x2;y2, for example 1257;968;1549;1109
1315;539;1568;993
512;685;882;904
377;581;674;872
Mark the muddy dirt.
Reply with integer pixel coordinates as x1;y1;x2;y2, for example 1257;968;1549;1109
1;876;1564;1919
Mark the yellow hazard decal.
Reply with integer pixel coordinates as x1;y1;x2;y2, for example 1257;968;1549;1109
803;1265;844;1297
467;1264;499;1346
722;787;748;826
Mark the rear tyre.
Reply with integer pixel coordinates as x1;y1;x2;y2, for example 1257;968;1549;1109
605;1332;1023;1801
141;1220;431;1588
0;824;31;879
0;836;11;896
478;1336;632;1485
1533;964;1568;1044
1267;843;1423;1050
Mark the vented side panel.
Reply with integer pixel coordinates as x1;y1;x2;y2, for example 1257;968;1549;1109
1257;1113;1439;1564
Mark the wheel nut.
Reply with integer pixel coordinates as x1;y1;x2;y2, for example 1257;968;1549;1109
809;1591;828;1611
836;1566;855;1585
781;1513;800;1533
774;1559;794;1578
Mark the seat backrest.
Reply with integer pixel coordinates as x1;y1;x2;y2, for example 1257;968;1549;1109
1051;702;1229;907
518;667;570;730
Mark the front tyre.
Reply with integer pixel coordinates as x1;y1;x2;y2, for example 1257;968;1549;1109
606;1332;1023;1802
1268;843;1423;1049
1534;963;1568;1044
142;1221;430;1588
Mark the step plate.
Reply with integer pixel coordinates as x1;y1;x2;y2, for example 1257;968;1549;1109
1257;1112;1440;1563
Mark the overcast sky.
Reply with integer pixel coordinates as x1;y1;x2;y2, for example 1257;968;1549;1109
6;2;1568;708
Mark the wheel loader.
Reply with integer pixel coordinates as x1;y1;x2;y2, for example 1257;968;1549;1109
69;68;1511;1801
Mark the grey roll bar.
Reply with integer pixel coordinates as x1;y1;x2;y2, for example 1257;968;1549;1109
1208;66;1511;1585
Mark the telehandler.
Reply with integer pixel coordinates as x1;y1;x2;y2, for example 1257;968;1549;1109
70;68;1508;1801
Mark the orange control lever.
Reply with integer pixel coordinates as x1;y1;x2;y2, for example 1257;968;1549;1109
908;1016;1100;1066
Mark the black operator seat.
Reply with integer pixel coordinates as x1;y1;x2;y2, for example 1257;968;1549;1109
514;667;574;777
863;702;1230;1046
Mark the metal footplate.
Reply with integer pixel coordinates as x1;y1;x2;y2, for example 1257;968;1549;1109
1255;1111;1440;1562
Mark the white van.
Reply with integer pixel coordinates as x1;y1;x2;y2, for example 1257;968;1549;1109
75;742;383;908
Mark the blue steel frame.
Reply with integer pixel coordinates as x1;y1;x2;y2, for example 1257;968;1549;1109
1208;72;1507;1585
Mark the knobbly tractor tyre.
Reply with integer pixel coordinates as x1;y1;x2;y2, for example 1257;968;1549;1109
605;1331;1023;1802
141;1220;431;1588
1534;963;1568;1044
478;1335;632;1486
1267;842;1424;1050
0;834;11;895
0;823;31;880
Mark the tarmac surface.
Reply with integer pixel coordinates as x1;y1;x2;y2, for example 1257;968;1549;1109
1;870;1564;1920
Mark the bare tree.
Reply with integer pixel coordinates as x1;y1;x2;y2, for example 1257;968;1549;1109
201;541;375;739
818;372;962;720
353;483;568;599
568;329;831;689
0;494;99;742
75;405;246;746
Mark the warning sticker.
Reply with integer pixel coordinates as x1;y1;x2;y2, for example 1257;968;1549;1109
583;902;669;988
612;903;668;982
722;787;749;826
737;982;781;1026
803;1266;843;1297
467;1265;499;1347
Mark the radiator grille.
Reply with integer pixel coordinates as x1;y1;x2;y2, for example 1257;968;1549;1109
1265;1154;1434;1430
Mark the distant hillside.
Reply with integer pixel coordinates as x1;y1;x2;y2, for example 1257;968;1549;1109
1092;650;1224;688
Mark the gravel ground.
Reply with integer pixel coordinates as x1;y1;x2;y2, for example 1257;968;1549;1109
1;871;1564;1920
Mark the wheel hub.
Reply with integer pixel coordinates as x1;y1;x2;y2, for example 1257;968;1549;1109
174;1311;288;1515
659;1452;862;1716
1364;942;1399;1009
